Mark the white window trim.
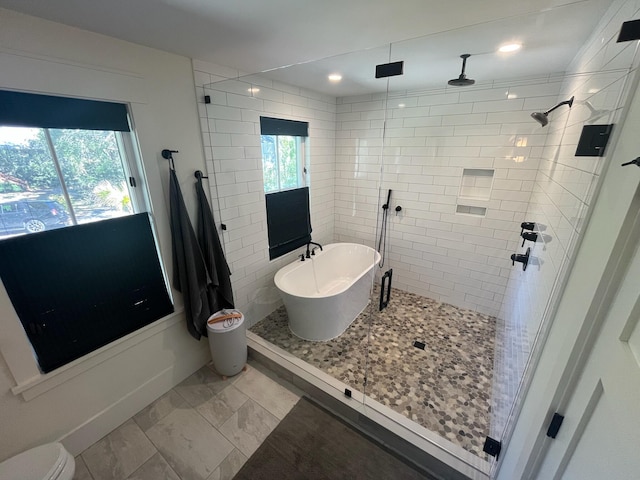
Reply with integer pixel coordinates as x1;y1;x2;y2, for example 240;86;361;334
4;305;184;402
0;124;172;400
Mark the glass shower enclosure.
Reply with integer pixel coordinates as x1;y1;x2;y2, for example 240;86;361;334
196;1;640;475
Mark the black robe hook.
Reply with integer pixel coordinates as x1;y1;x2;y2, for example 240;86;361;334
162;149;179;169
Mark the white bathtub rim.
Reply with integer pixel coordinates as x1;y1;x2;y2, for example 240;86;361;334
274;243;381;299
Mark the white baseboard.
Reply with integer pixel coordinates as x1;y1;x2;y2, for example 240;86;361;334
59;346;210;456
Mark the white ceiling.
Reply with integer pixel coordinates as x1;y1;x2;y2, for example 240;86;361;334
0;0;615;96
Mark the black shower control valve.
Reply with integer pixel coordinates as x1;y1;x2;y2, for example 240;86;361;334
521;231;538;247
520;221;536;234
510;247;531;271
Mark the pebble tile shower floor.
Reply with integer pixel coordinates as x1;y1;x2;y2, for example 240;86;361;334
250;287;496;460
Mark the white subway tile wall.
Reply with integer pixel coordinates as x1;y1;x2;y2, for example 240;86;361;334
336;80;561;317
193;65;336;326
492;0;640;439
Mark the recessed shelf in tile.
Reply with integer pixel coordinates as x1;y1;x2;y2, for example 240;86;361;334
456;204;487;217
459;168;495;200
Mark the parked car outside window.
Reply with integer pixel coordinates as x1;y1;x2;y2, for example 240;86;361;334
0;200;69;236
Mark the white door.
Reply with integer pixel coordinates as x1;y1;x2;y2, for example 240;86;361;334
535;197;640;479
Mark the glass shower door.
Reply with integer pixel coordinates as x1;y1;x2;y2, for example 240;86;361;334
365;31;503;474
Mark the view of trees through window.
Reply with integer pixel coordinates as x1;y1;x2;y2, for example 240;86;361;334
261;134;304;193
0;126;134;238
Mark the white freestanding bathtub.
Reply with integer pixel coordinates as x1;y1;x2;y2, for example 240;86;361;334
274;243;381;341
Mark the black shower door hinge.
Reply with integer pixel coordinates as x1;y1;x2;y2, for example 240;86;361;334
546;413;564;439
483;436;502;458
129;176;137;187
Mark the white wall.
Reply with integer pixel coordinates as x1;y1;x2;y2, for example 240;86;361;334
195;71;566;324
0;9;211;460
335;79;561;317
192;64;336;326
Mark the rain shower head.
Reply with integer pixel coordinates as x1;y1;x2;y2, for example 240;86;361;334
448;54;475;86
531;96;574;127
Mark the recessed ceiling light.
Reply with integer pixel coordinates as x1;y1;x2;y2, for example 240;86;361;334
499;43;522;53
328;74;342;82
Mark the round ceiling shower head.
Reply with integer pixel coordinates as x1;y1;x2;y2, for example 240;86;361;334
448;54;475;87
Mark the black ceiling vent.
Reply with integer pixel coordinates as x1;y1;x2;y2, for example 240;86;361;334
375;61;404;79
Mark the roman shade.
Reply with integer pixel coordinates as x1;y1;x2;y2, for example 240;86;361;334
260;116;308;137
0;213;173;373
266;187;311;260
0;90;131;132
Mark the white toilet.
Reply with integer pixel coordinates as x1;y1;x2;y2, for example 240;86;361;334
0;443;75;480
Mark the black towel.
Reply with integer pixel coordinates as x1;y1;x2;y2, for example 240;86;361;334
195;177;234;313
169;168;211;340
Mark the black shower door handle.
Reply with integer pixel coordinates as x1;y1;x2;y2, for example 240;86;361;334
379;268;393;311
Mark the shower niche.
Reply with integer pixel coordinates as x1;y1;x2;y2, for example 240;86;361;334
458;168;494;200
456;168;494;217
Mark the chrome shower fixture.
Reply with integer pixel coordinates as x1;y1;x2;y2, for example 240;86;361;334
531;96;574;126
448;54;475;86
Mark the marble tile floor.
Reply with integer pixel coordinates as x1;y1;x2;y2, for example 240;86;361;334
73;361;302;480
250;287;496;460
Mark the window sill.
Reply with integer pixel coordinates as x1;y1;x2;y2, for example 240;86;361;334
11;308;184;402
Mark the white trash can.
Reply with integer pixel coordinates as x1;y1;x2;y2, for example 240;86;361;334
206;309;247;378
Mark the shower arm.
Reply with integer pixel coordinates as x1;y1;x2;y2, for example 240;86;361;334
544;96;575;115
460;55;468;76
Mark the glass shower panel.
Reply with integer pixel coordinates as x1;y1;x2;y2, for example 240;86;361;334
492;37;640;471
367;3;640;477
198;44;390;404
365;32;504;470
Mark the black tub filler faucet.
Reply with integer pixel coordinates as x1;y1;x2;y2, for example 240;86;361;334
306;241;323;258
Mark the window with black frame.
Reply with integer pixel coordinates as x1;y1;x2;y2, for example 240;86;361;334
0;90;147;239
0;90;173;373
259;116;312;260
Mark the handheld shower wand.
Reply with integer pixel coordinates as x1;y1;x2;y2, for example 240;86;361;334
378;189;392;267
